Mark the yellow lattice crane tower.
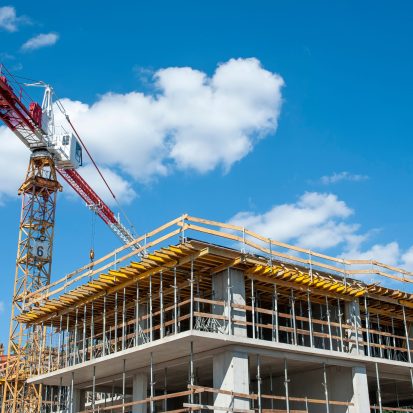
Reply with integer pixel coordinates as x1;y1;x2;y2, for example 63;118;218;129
0;66;137;412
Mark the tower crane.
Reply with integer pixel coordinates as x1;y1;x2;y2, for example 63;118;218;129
0;65;138;413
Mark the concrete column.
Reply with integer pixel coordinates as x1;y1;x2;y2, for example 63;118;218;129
212;269;247;336
132;373;148;413
345;300;364;355
290;364;370;413
213;350;250;412
72;388;82;413
350;366;370;413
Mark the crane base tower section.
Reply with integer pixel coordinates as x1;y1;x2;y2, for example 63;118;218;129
14;216;413;413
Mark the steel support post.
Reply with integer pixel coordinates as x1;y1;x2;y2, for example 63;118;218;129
323;363;330;413
173;268;178;334
256;355;262;413
149;275;153;342
227;268;232;335
122;359;126;413
160;271;164;338
284;359;290;413
122;288;126;350
92;365;96;412
364;296;371;357
114;292;118;352
251;278;256;339
403;306;412;363
375;362;382;413
291;289;297;345
308;291;314;348
150;353;154;413
190;260;194;331
273;284;279;342
135;281;139;346
82;305;87;362
325;297;333;350
103;295;107;356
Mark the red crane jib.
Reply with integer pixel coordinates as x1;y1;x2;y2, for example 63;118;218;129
0;74;43;135
58;168;117;225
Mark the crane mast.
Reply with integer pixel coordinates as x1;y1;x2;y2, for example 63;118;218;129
0;66;137;412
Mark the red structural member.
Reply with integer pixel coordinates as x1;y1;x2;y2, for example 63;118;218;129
0;76;41;134
57;168;117;225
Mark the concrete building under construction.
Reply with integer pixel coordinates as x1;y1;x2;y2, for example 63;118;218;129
3;214;413;413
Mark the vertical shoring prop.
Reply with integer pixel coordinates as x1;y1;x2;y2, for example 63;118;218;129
74;308;78;365
82;305;87;363
256;355;262;413
150;353;154;413
251;278;256;339
173;268;178;334
103;295;107;356
403;305;412;363
322;363;330;413
274;284;279;343
65;315;70;367
149;274;153;342
227;268;232;335
325;297;333;351
70;372;74;413
284;359;290;413
122;359;126;413
189;341;194;404
160;271;164;339
375;362;383;413
190;260;194;331
135;281;139;346
291;289;297;345
91;301;95;360
57;315;62;369
122;288;126;351
114;292;118;352
308;291;314;348
337;298;344;353
364;296;371;357
92;366;96;412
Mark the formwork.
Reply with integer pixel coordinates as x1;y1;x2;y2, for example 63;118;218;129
12;215;413;412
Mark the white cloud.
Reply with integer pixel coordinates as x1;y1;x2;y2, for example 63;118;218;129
0;58;283;209
320;171;369;185
0;301;4;313
229;192;358;250
0;6;28;32
21;32;59;51
54;58;284;180
0;127;28;205
229;191;413;277
75;164;137;206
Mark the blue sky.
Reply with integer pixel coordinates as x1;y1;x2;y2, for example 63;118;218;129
0;1;413;346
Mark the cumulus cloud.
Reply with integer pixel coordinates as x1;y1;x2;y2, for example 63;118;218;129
21;32;59;51
320;171;369;185
0;6;29;32
0;58;284;206
229;192;359;250
0;127;28;205
77;164;137;206
55;58;284;180
229;191;413;273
